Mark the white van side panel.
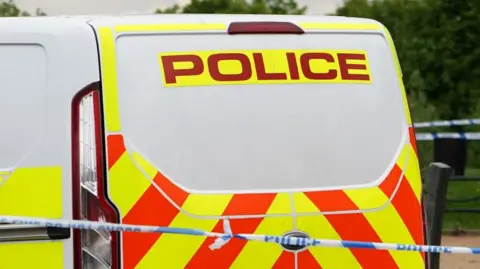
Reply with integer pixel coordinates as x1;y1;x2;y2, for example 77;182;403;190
0;18;100;269
0;44;46;168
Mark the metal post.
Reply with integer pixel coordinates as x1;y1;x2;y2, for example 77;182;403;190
423;162;453;269
433;138;467;175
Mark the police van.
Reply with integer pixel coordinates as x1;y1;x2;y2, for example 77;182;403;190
0;14;426;269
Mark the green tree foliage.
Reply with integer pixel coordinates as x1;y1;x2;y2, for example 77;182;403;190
0;0;46;16
0;0;29;16
156;0;306;15
336;0;480;173
335;0;480;120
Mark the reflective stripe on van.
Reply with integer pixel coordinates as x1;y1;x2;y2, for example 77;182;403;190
0;166;64;268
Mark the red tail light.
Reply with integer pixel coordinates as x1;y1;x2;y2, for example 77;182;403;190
72;84;120;269
228;21;304;35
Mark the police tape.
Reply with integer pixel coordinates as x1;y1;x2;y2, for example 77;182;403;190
2;215;480;255
415;132;480;141
414;118;480;128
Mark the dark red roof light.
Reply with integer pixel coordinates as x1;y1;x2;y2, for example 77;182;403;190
228;21;304;35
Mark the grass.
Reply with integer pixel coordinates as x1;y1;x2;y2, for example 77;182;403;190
441;168;480;230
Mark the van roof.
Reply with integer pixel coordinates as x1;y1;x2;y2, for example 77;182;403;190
0;14;384;29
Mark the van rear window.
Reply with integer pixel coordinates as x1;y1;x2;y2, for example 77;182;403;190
114;32;407;192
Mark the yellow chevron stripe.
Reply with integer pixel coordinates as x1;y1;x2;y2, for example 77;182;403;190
0;167;62;218
136;194;232;268
131;152;158;179
0;241;63;269
109;152;151;218
185;194;237;216
98;27;122;133
229;193;293;269
346;188;424;268
395;143;422;201
294;189;385;212
294;193;362;269
0;170;8;185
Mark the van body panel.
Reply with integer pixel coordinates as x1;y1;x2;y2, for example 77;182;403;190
0;14;424;269
88;15;425;269
0;17;100;269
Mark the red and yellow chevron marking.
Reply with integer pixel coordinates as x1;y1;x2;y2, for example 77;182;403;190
106;132;424;269
107;134;292;268
184;192;276;268
298;250;323;268
272;251;295;269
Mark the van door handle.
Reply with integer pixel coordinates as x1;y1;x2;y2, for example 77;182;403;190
0;224;70;242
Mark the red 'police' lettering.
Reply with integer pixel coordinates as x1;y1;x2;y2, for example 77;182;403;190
253;53;288;80
286;52;300;80
337;53;370;81
160;51;370;84
207;53;252;81
161;54;204;84
300;52;337;80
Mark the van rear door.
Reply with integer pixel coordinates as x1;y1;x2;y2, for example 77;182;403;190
0;18;101;269
89;16;424;269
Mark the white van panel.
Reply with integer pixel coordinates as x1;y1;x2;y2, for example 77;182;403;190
0;44;46;168
115;31;407;192
0;17;101;269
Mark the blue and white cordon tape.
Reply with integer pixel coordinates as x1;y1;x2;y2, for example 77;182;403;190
1;215;479;255
413;118;480;140
414;118;480;128
415;132;480;141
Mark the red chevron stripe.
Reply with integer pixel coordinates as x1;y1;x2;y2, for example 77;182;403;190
153;171;189;205
381;174;424;265
408;127;418;154
305;190;398;268
121;172;189;269
107;134;126;169
185;193;276;269
376;146;424;246
297;251;323;269
379;147;425;261
381;175;423;245
272;251;295;269
379;164;403;197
